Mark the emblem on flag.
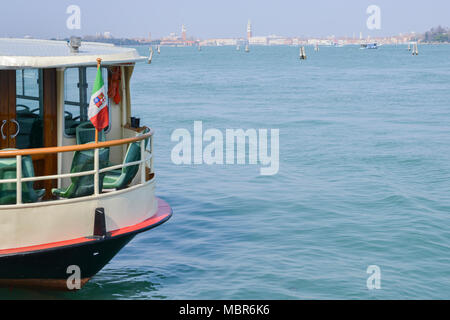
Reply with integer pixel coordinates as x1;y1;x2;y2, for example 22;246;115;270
94;93;106;108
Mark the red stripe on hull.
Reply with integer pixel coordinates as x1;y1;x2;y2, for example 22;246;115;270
0;198;172;256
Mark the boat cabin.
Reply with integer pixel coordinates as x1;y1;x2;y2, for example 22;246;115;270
0;38;171;288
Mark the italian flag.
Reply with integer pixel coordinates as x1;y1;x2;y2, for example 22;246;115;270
88;67;109;131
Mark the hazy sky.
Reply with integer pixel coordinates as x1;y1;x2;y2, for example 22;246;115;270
0;0;448;39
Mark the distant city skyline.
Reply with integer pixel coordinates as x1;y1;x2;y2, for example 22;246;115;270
0;0;449;39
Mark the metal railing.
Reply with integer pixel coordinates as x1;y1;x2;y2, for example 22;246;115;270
0;128;154;205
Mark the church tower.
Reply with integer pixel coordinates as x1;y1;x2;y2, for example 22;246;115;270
182;24;187;41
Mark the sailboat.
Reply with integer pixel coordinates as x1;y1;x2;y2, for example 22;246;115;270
408;43;411;51
157;45;161;54
236;45;240;51
245;44;249;53
314;43;319;52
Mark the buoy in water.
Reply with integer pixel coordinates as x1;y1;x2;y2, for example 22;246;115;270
148;47;153;64
299;46;307;60
412;43;419;56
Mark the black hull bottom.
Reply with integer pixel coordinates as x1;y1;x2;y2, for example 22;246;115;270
0;233;136;290
0;198;172;290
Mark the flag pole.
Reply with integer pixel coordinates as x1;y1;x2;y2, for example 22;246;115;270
95;58;102;144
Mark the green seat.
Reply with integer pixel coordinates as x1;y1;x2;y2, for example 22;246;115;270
76;121;106;145
52;148;110;198
0;153;45;205
65;120;81;136
103;128;150;190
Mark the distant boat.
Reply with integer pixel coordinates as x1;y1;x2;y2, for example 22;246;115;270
314;43;319;52
198;45;201;51
408;43;411;51
236;45;240;51
360;43;378;49
245;44;249;53
157;45;161;54
148;47;153;64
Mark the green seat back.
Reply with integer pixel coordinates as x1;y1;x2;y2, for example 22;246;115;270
76;121;106;145
58;148;110;198
0;155;44;205
120;141;141;185
103;128;150;190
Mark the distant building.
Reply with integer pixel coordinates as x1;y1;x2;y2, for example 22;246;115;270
267;35;292;45
182;24;187;41
249;36;267;45
247;20;252;39
215;38;237;46
159;25;197;46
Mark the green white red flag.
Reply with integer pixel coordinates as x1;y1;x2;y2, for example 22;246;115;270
88;67;109;131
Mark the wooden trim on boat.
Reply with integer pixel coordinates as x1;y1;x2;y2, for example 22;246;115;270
0;278;91;291
0;128;153;158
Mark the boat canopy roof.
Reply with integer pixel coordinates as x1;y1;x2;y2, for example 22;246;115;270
0;38;146;69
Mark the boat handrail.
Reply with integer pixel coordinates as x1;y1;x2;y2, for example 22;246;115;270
0;129;153;157
0;128;154;205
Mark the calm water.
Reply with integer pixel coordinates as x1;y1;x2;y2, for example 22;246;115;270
3;45;450;299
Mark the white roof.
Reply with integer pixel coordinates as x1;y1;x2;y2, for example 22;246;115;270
0;38;146;69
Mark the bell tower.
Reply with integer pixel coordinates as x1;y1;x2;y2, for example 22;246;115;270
182;24;187;41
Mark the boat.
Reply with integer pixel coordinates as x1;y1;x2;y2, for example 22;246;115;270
0;38;172;290
360;43;378;49
157;45;161;54
236;45;240;51
245;44;249;53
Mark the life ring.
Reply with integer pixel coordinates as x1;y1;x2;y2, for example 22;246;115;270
108;66;122;104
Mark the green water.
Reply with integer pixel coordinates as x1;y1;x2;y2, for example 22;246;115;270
2;44;450;299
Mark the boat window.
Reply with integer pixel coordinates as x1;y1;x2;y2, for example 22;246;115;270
64;67;110;137
15;69;44;149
